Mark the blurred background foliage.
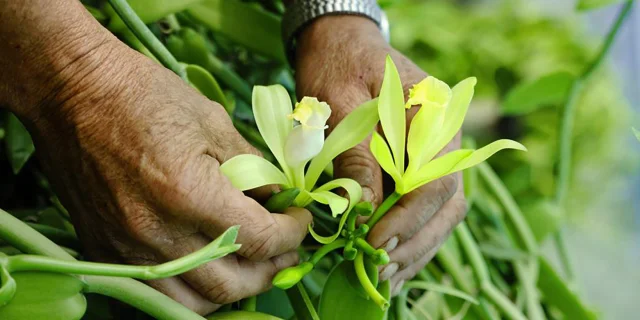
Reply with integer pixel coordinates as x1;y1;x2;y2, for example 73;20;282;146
1;0;638;319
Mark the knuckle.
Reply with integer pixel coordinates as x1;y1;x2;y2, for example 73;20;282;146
242;220;279;261
201;278;243;304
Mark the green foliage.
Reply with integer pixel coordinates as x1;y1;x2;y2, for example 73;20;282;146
502;72;575;115
4;113;34;174
577;0;629;11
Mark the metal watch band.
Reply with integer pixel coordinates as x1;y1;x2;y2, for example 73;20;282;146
282;0;389;66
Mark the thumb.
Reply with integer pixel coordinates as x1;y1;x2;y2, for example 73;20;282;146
333;136;384;209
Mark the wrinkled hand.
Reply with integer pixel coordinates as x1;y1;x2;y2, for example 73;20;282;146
13;33;311;314
296;16;467;293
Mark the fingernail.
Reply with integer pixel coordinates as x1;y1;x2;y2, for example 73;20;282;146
383;236;399;252
380;262;398;281
392;280;405;296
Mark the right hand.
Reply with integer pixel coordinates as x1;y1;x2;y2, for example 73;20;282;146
14;31;311;314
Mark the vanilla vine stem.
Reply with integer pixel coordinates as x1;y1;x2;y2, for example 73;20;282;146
107;0;187;80
554;0;634;281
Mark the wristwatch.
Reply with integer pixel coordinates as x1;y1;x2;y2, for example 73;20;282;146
282;0;390;66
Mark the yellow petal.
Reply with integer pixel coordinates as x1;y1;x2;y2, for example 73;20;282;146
290;97;331;129
308;178;362;244
370;131;404;193
405;76;452;109
220;154;289;191
378;55;406;175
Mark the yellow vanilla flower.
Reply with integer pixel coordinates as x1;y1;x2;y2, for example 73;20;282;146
220;85;380;244
371;56;526;195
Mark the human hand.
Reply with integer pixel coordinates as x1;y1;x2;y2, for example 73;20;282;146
295;15;467;294
2;17;311;315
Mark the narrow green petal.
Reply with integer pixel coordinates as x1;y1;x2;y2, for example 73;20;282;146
220;154;289;191
252;85;293;178
403;149;473;194
305;99;380;189
449;139;527;172
406;101;445;175
420;77;477;165
309;191;349;217
370;132;403;187
403;139;526;193
309;178;362;244
378;56;406;175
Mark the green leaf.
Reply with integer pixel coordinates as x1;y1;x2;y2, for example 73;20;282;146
370;132;403;189
319;261;390;320
378;56;406;175
308;178;362;244
256;288;293;319
537;257;597;320
478;244;529;261
309;191;349;217
206;311;283;320
105;0;203;31
4;113;35;174
252;85;294;180
185;64;229;111
404;281;479;305
502;72;574;115
220;154;289;191
577;0;627;11
420;77;477;165
305;99;379;189
186;0;285;63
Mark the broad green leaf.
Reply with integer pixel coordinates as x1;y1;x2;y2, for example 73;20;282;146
633;127;640;142
206;311;283;320
105;0;203;31
404;281;479;305
187;0;286;63
502;72;574;115
370;132;403;188
577;0;627;11
420;77;477;165
308;178;362;244
378;56;406;175
5;113;35;174
256;288;294;319
406;101;445;175
537;257;597;320
220;154;289;191
252;85;293;179
305;99;380;189
185;64;229;111
319;261;390;320
309;191;349;217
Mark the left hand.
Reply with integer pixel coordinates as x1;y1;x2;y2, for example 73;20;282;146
294;15;468;294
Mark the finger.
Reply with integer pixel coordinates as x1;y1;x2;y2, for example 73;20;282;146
333;137;384;206
153;230;301;304
201;180;312;261
384;174;466;271
367;174;458;250
146;277;220;315
388;246;439;295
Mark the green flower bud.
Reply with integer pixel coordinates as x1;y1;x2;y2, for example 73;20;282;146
372;249;390;265
272;262;313;290
343;241;358;261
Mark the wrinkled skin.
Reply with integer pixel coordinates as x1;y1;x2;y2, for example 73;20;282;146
0;1;311;315
0;0;466;314
295;16;468;294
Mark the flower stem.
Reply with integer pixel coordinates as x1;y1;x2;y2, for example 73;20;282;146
354;252;389;310
309;239;347;265
477;163;538;254
107;0;187;80
481;282;527;320
366;192;402;228
554;0;633;282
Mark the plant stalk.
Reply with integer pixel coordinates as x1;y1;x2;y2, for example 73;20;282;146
107;0;187;80
366;192;402;228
